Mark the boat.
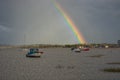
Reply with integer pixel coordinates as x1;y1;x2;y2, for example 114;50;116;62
81;48;90;51
73;48;81;52
71;47;81;53
26;48;41;58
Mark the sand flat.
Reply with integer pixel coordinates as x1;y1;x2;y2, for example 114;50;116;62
0;48;120;80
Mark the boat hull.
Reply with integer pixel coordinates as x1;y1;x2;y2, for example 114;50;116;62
26;53;41;58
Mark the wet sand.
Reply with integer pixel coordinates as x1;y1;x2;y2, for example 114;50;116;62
0;48;120;80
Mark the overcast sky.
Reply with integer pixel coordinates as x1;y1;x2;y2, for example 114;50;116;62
0;0;120;45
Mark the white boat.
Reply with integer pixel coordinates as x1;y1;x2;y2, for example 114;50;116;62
71;47;81;52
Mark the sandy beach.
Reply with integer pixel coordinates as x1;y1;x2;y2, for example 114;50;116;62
0;48;120;80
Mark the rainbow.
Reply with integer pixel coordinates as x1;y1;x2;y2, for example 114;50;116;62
52;0;86;44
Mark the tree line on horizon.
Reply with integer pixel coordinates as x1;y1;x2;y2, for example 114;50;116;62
0;43;120;48
17;43;120;48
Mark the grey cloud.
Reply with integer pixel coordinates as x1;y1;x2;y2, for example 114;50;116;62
59;0;120;43
0;25;11;32
0;0;120;44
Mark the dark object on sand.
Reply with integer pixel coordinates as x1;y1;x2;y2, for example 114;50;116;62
71;47;75;50
89;54;104;58
26;48;41;58
107;62;120;65
103;68;120;73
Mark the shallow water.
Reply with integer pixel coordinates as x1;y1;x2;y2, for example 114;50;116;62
0;48;120;80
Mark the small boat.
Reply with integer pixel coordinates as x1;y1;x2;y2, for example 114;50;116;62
71;47;81;53
26;48;41;58
81;48;90;51
74;48;81;52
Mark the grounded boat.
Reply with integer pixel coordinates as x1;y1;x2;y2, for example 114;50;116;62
81;48;90;51
71;47;81;53
26;48;42;58
74;48;81;52
71;47;90;52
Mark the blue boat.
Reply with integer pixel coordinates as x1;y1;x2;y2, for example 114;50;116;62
26;48;41;57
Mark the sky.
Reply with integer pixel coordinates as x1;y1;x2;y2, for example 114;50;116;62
0;0;120;45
